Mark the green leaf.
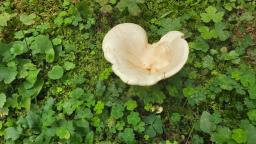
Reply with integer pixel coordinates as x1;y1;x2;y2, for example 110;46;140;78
134;121;145;133
86;131;94;144
190;37;209;52
70;88;84;98
200;6;224;23
232;128;247;144
94;101;105;115
157;18;182;35
153;116;163;134
247;109;256;122
48;65;64;80
30;35;55;63
211;126;232;144
4;127;22;141
0;64;18;84
214;22;230;41
0;12;16;26
0;93;6;108
119;128;135;143
170;113;181;124
200;111;215;133
198;26;218;40
125;100;138;111
111;104;124;119
248;86;256;99
127;112;141;125
10;41;28;56
246;124;256;144
117;0;144;16
192;135;204;144
145;125;156;138
144;114;163;137
56;127;70;139
183;87;206;105
20;13;36;25
202;55;215;70
64;61;76;71
52;37;62;46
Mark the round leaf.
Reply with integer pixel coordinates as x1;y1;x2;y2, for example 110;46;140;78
48;65;64;80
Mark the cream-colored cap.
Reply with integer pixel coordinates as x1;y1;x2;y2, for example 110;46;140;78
102;23;189;86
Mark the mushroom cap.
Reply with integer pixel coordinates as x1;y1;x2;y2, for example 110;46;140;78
102;23;189;86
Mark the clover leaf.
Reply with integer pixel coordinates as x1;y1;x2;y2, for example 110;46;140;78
125;100;138;111
127;112;141;125
119;128;135;143
200;6;224;23
111;104;124;119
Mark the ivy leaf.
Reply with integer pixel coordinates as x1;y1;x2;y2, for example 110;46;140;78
20;13;36;25
0;93;6;108
56;127;70;139
232;128;247;144
48;65;64;80
0;12;16;26
111;104;124;119
200;6;224;23
119;128;135;143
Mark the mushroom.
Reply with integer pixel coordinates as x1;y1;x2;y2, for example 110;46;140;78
102;23;189;86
